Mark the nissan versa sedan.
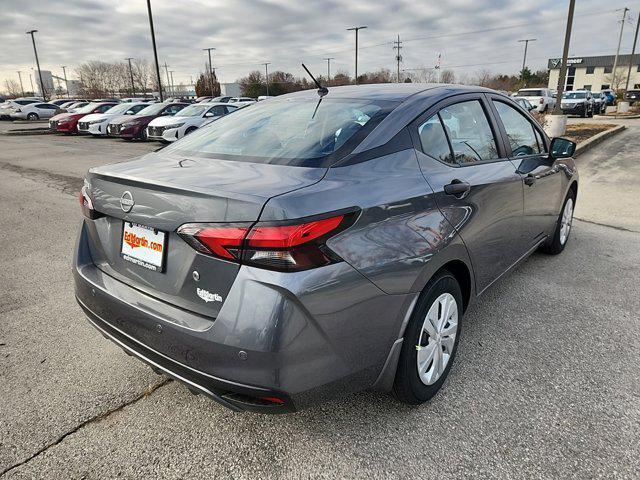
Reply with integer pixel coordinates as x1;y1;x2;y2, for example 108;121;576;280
49;102;118;133
74;84;578;413
106;102;188;140
77;102;150;136
146;102;239;142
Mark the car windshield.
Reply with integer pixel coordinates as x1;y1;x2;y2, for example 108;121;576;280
136;103;167;116
76;103;103;114
175;104;209;117
104;103;136;115
563;92;586;99
163;97;394;167
517;89;544;96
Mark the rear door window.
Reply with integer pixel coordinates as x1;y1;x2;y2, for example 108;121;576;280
439;101;499;163
418;115;454;164
493;101;540;156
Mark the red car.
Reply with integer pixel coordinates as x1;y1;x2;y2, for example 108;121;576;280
106;102;188;140
49;102;118;133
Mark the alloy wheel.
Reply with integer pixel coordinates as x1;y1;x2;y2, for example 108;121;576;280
559;198;574;245
416;293;458;385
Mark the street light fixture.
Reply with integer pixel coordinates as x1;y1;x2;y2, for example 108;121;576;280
324;57;334;82
125;58;135;95
146;0;163;101
16;71;25;97
347;26;367;85
263;62;271;96
26;30;46;100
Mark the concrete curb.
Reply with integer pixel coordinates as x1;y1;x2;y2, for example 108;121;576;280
593;113;640;120
2;128;52;136
575;124;625;157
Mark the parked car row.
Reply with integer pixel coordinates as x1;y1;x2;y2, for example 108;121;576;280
47;99;243;142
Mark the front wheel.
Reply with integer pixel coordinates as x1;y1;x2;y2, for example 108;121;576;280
393;270;462;405
27;112;39;121
540;191;575;255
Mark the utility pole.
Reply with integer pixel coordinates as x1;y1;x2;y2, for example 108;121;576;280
203;47;216;97
393;35;403;83
347;26;367;85
29;73;34;94
26;30;46;100
61;66;69;97
324;57;334;82
17;71;25;96
146;0;163;101
169;70;175;96
612;7;630;91
125;57;135;95
517;38;537;83
263;62;271;96
553;0;576;115
625;13;639;92
163;61;171;96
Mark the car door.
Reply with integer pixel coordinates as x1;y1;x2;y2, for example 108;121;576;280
37;104;58;118
488;94;562;247
411;94;526;293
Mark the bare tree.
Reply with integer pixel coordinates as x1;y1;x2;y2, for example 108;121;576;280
440;69;456;84
3;79;22;97
131;58;152;94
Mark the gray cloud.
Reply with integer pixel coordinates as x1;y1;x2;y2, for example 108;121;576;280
0;0;636;89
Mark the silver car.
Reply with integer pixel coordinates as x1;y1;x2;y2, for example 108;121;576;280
74;84;578;413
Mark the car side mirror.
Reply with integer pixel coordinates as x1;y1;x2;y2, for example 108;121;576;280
204;112;216;118
549;137;576;159
528;105;536;111
125;110;135;115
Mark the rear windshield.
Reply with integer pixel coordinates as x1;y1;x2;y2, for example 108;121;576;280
163;97;396;167
563;92;586;99
136;103;167;116
517;89;544;96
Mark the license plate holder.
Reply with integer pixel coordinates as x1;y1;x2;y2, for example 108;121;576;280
121;221;167;272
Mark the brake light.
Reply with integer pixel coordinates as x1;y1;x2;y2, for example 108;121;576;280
177;211;357;272
539;98;544;104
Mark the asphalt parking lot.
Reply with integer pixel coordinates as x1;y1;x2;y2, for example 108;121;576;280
1;121;639;479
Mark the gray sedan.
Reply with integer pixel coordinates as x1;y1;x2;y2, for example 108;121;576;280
74;84;578;413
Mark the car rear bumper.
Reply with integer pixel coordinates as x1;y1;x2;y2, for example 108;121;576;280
73;220;412;412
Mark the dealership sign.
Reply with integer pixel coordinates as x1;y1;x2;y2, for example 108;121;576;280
549;58;584;68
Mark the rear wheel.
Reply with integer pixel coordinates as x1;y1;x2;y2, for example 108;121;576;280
540;190;575;255
27;112;39;121
393;270;462;405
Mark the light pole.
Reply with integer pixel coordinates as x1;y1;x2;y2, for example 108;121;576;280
26;30;46;100
29;73;34;94
553;0;576;116
625;13;639;92
61;65;69;97
146;0;163;101
203;47;216;97
324;57;334;82
612;7;629;91
163;61;171;96
17;71;25;97
517;38;537;83
169;70;175;95
263;62;271;96
347;26;367;85
125;57;135;95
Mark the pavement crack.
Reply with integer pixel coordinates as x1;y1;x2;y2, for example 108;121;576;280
0;162;81;197
574;217;639;233
0;378;171;477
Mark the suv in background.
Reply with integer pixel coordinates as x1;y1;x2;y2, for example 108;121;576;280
560;90;594;118
592;92;608;114
515;88;556;113
623;89;640;105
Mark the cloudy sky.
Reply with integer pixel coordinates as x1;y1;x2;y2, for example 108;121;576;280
0;0;637;91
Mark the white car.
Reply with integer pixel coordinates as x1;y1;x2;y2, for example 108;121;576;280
9;102;60;120
0;99;40;119
146;102;239;142
514;88;556;113
77;102;150;136
228;96;257;107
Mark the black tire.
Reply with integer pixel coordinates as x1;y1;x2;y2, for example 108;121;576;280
393;270;463;405
185;126;197;136
540;189;576;255
27;112;39;121
139;128;148;141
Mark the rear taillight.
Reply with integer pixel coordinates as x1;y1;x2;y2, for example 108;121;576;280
539;98;544;104
79;180;100;219
177;211;357;272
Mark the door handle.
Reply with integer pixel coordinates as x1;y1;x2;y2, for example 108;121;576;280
444;180;471;198
524;174;536;186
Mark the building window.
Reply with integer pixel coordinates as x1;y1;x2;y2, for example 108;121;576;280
583;85;592;91
635;84;640;89
604;66;613;74
586;66;595;74
637;64;640;72
601;84;610;90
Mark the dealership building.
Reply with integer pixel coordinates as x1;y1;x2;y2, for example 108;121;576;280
547;54;640;92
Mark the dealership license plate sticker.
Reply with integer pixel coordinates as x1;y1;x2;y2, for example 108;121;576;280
121;222;166;272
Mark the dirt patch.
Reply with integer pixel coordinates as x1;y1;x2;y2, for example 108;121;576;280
564;123;617;144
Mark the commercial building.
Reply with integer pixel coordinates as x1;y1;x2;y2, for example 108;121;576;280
547;54;640;92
